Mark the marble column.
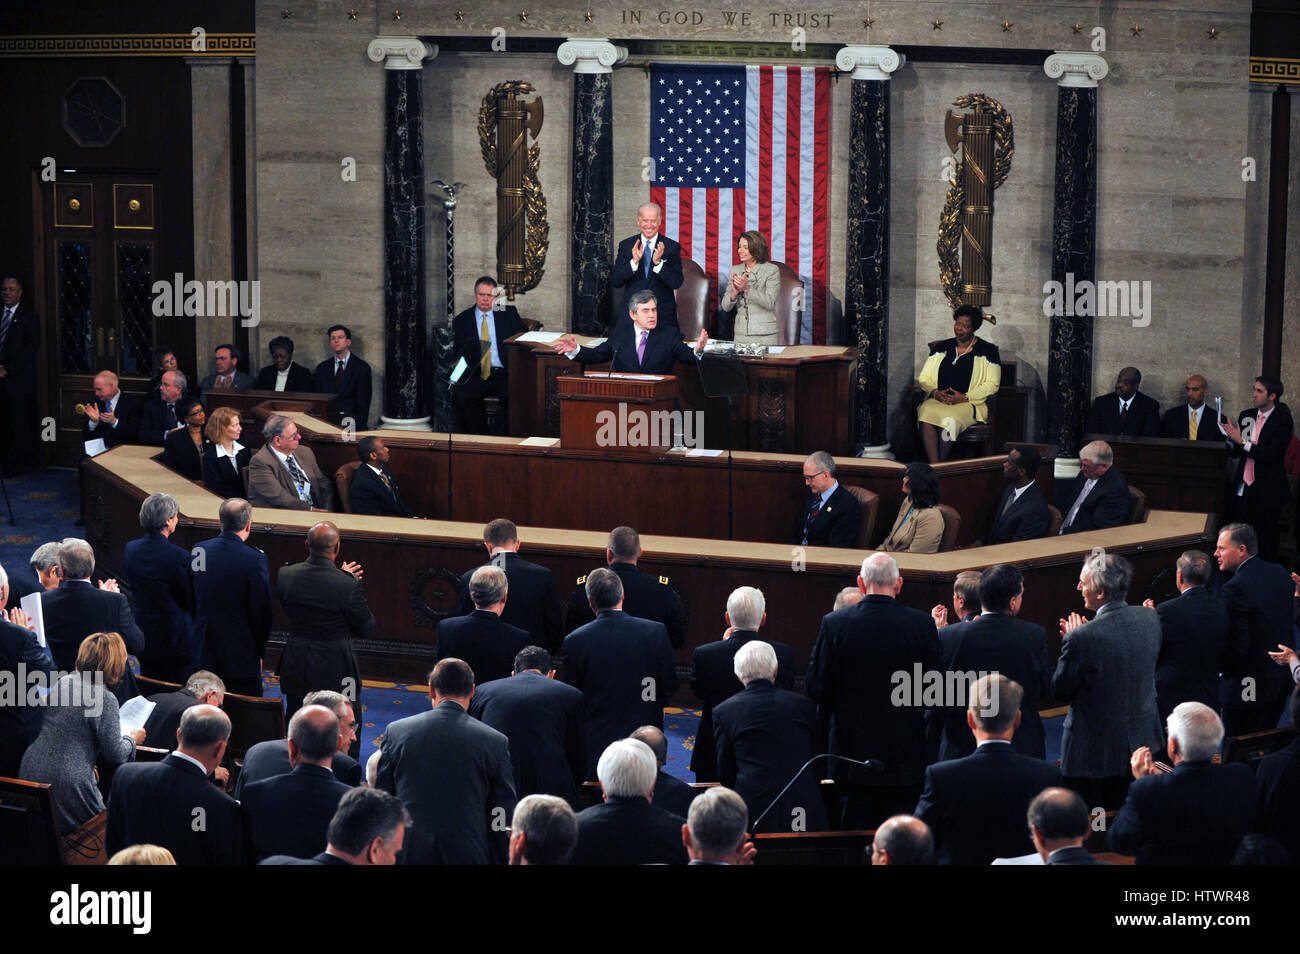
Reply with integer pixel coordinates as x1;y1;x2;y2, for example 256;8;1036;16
185;58;235;365
368;36;437;430
1043;52;1108;476
836;46;903;457
558;38;627;334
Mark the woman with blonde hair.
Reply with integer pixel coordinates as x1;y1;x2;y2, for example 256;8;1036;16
201;406;250;499
20;632;144;833
719;230;782;345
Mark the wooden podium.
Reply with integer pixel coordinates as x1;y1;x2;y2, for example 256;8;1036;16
557;373;677;451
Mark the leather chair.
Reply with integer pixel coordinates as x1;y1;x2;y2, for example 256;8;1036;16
222;691;287;763
841;485;881;550
335;461;362;514
772;261;805;346
936;503;962;552
676;257;710;338
1047;505;1063;537
1128;486;1148;525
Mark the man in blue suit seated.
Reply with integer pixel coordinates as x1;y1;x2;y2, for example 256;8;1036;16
1109;702;1256;864
916;674;1061;865
124;492;194;683
553;289;706;374
192;498;272;697
791;451;863;549
1057;440;1130;534
562;567;679;780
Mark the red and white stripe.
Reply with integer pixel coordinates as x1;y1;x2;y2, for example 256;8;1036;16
651;65;830;343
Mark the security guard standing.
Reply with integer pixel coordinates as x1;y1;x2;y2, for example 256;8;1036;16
564;526;686;649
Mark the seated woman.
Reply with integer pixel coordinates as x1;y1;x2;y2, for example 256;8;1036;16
878;461;945;553
148;344;200;403
162;397;209;481
201;406;250;499
19;632;144;834
719;230;781;345
916;304;1001;462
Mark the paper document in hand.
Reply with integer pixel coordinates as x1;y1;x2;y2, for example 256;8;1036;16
20;591;46;647
118;696;156;734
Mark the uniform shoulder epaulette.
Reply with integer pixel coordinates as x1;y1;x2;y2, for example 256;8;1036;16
576;574;587;585
658;576;670;585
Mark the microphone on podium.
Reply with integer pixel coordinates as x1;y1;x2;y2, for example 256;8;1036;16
604;344;620;377
750;753;883;834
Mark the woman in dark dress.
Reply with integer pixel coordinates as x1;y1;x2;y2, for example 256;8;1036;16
162;397;209;480
916;304;1002;462
201;405;250;499
148;345;200;403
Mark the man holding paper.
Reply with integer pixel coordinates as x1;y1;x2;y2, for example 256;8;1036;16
452;275;528;435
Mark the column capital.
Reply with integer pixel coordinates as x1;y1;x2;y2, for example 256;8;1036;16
367;36;437;70
835;45;905;81
1044;52;1109;88
557;37;627;74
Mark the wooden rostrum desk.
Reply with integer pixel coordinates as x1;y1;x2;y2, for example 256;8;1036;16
84;428;1216;701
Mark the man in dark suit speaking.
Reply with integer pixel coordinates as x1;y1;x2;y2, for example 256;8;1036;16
0;276;41;475
1084;366;1160;437
792;450;863;548
453;276;528;435
1057;440;1130;534
611;202;684;333
554;289;705;374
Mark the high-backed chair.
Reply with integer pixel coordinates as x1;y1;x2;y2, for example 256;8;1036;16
841;485;881;550
335;461;362;514
222;692;287;764
1047;504;1063;537
936;503;962;552
1127;486;1148;525
135;674;183;697
772;261;805;346
920;338;998;457
675;256;710;338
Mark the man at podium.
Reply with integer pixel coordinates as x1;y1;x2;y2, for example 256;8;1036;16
554;290;706;373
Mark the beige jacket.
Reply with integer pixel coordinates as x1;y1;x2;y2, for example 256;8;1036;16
877;499;944;553
719;261;780;342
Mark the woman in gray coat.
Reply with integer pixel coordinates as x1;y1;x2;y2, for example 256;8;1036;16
719;230;782;345
20;631;144;833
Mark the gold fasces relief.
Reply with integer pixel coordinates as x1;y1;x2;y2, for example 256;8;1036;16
478;80;548;299
937;94;1014;312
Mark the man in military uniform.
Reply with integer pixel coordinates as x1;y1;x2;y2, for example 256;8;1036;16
564;526;686;650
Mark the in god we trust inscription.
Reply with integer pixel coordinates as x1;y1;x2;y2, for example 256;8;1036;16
618;9;837;29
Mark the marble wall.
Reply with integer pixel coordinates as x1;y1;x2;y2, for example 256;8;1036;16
252;0;1269;439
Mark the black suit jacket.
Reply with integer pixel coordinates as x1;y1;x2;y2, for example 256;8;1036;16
807;595;942;786
572;796;688;865
459;552;563;654
915;742;1062;865
568;321;699;374
452;305;527;374
241;762;353;861
192;531;272;688
107;753;244;865
1047;845;1107;865
1230;403;1294;503
233;739;361;800
1160;404;1221;441
563;610;679;778
252;362;317;392
1109;760;1256;864
1058;464;1130;533
123;531;194;681
137;396;188;447
436;609;532;686
611;233;684;332
348;462;414;518
3;565;41;611
41;580;145;676
469;671;586;801
565;562;686;650
652;769;698;820
83;392;142;448
1219;556;1294;713
791;482;863;549
0;301;40;393
162;428;208;480
200;443;251;499
141;688;200;749
938;613;1050;761
985;482;1051;544
315;354;372;429
1154;586;1229;720
713;679;827;834
689;630;795;781
1255;738;1300;862
0;617;54;777
377;700;517;865
1085;391;1161;437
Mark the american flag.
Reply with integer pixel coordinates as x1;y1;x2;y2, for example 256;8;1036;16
649;63;831;344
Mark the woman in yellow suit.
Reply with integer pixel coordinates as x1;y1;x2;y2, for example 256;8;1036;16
917;304;1001;462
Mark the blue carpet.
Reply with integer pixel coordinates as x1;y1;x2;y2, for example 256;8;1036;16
0;468;82;575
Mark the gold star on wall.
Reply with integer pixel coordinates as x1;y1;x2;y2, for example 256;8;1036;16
455;10;464;20
1130;24;1143;36
863;16;876;29
584;10;593;22
392;9;402;21
519;10;529;22
931;18;943;30
346;9;357;19
280;9;292;19
1071;23;1083;35
1207;27;1219;40
1001;20;1013;32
